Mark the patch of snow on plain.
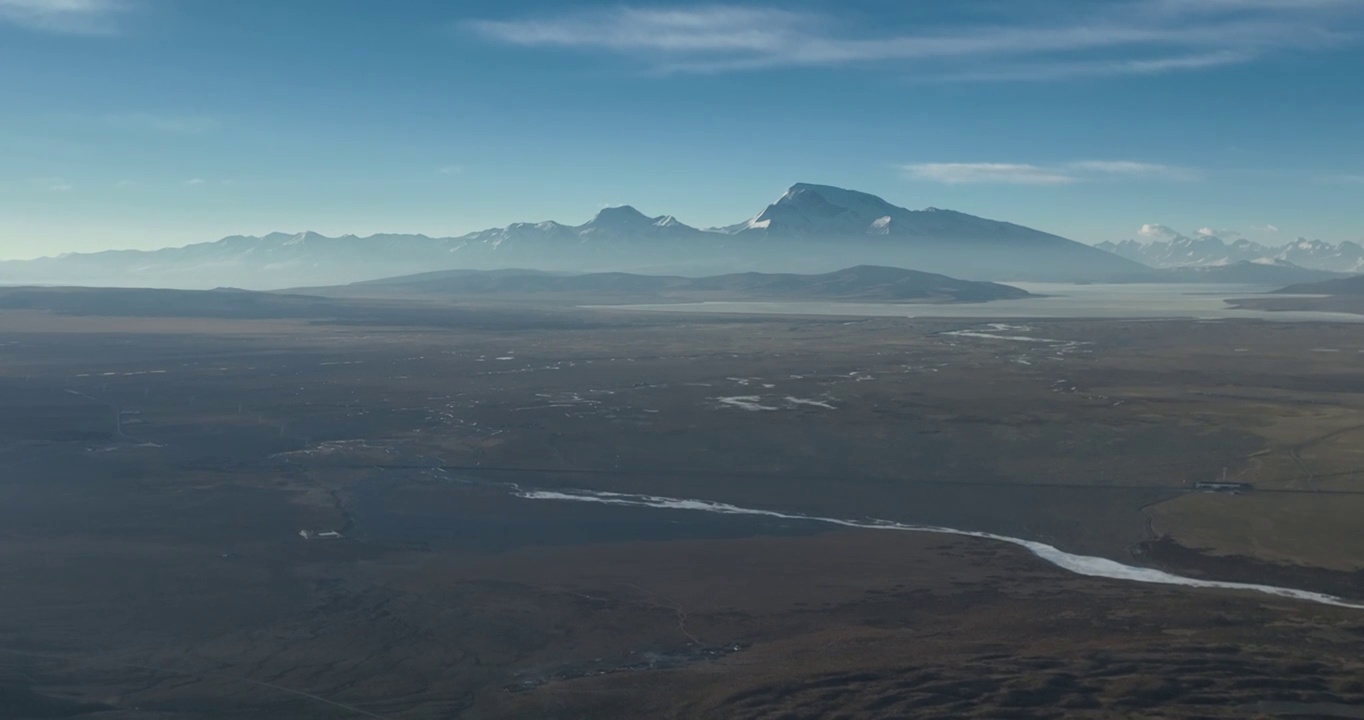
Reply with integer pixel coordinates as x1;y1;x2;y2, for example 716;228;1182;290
944;331;1062;343
785;396;837;409
515;488;1364;610
715;396;778;411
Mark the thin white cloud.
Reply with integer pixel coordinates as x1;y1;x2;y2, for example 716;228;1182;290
184;178;206;186
465;1;1363;80
0;0;131;35
436;165;463;175
903;163;1076;185
937;51;1254;83
1066;160;1200;180
903;160;1196;185
1152;0;1362;13
34;176;73;192
107;113;220;135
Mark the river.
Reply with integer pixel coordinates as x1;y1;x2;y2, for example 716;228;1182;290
516;486;1364;611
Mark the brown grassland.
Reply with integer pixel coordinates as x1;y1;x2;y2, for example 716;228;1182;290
2;299;1364;718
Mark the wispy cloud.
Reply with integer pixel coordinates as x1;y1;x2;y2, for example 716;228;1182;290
936;51;1254;82
436;165;463;175
903;163;1077;185
465;1;1361;80
0;0;131;35
1067;160;1201;180
1197;226;1243;238
106;113;220;135
184;178;205;186
32;176;73;191
903;160;1197;185
1140;221;1288;242
1138;223;1183;239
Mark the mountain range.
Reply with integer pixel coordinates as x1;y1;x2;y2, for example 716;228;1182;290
1;183;1146;289
1097;232;1364;273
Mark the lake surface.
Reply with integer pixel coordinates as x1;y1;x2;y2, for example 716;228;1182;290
591;283;1364;323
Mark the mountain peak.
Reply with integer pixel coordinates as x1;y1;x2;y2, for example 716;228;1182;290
589;205;650;225
779;183;896;209
285;231;327;246
743;183;909;237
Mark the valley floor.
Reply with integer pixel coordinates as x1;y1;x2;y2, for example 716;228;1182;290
2;302;1363;717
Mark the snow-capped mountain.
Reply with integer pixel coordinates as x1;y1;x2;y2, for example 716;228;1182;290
1278;238;1364;271
1097;230;1364;273
717;183;1144;281
1;183;1147;289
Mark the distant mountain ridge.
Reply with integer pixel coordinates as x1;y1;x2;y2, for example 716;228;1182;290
1157;260;1347;284
1;183;1147;289
1097;231;1364;273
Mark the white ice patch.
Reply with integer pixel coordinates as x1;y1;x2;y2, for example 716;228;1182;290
944;331;1060;343
271;439;373;458
715;396;778;411
515;488;1364;611
785;396;837;410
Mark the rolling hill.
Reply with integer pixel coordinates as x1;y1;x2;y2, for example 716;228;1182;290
310;265;1032;303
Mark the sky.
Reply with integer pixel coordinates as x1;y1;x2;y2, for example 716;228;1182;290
2;0;1363;259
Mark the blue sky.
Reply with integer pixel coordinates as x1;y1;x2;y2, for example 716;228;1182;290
2;0;1363;258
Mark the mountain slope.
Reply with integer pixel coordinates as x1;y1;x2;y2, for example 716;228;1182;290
0;183;1147;289
1274;275;1364;295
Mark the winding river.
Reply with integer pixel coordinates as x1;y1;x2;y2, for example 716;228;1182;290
515;487;1364;611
